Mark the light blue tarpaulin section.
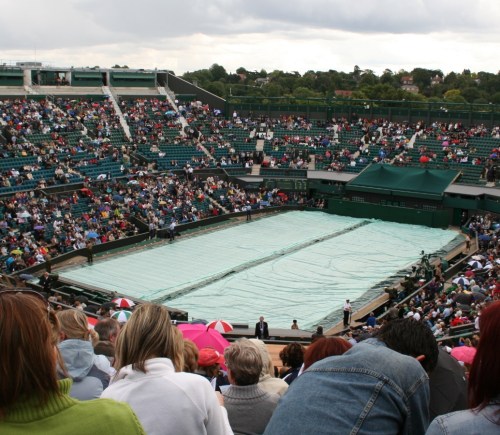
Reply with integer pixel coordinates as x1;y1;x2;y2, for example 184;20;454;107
58;211;461;330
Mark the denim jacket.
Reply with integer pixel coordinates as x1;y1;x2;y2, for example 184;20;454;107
264;338;430;435
426;400;500;435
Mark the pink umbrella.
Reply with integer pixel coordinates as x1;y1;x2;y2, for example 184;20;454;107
112;297;135;308
177;323;230;354
451;345;477;365
206;319;234;333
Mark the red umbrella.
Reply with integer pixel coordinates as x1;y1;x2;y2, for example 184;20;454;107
112;297;136;308
87;316;98;329
419;155;430;163
207;319;234;333
451;346;477;365
177;323;230;354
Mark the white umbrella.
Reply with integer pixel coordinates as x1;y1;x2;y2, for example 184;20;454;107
206;319;234;333
467;260;483;270
452;276;470;287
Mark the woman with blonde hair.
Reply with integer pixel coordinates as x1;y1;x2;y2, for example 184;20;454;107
57;309;115;401
0;290;145;434
101;303;233;435
249;338;288;396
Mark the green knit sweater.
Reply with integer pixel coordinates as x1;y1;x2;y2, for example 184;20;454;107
1;379;145;435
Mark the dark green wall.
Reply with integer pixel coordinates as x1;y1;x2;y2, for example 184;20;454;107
327;199;451;228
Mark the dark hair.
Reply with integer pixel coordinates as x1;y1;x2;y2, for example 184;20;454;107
468;301;500;421
303;337;352;371
378;318;439;373
279;342;305;369
0;291;59;418
94;318;120;342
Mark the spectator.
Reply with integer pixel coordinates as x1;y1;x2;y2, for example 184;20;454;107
249;338;288;397
302;337;352;371
195;347;229;392
0;289;144;434
182;339;199;373
223;339;279;434
94;318;121;363
264;318;439;435
57;309;114;400
426;301;500;434
279;342;305;385
101;303;232;435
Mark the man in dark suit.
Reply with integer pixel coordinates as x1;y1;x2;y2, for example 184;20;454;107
255;316;269;339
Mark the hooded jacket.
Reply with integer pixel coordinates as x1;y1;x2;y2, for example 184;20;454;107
58;339;112;401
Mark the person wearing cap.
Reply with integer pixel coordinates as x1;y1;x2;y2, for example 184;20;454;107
196;347;229;392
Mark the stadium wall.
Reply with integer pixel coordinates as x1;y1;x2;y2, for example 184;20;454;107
326;199;452;228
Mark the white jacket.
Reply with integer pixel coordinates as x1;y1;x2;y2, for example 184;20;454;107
101;357;233;435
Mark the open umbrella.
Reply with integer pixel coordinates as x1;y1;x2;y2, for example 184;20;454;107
451;345;477;365
87;316;98;329
11;249;23;255
86;231;99;239
207;319;234;333
111;310;133;323
34;225;45;230
471;255;485;261
429;348;468;419
478;234;491;242
112;297;135;308
452;276;470;287
177;323;230;354
19;211;31;218
467;260;483;270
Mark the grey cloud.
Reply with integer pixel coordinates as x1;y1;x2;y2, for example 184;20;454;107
0;0;498;53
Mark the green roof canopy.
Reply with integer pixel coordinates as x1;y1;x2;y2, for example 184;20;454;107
111;73;154;79
72;72;102;78
0;70;23;77
346;164;459;200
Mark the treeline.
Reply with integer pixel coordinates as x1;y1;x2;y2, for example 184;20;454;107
181;65;500;104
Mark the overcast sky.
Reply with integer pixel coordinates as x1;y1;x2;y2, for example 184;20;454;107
1;0;499;76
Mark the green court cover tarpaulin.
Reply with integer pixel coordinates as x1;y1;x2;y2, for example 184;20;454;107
346;165;459;200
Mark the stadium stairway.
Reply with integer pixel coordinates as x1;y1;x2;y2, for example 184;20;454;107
158;86;189;135
251;163;261;175
102;86;132;141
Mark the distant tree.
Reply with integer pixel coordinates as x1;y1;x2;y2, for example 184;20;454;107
293;86;322;99
444;89;467;104
209;64;228;82
490;92;500;104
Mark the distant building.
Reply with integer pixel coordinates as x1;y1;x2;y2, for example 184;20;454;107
431;74;443;86
401;76;419;94
255;77;270;86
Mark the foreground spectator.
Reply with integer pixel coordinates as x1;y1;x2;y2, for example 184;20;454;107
101;304;232;435
0;290;144;434
426;301;500;434
249;339;288;396
223;339;279;434
264;319;439;435
94;318;121;363
279;342;305;385
57;309;114;400
301;336;352;372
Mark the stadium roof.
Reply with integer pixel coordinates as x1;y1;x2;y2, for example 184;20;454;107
346;165;460;200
